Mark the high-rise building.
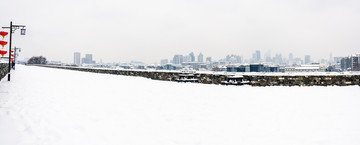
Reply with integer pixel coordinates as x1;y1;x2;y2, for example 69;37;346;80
74;52;81;66
172;55;183;64
305;55;311;64
274;53;283;64
351;54;360;71
256;50;261;62
189;52;195;62
334;57;343;63
264;51;272;62
252;50;261;62
82;54;95;64
198;53;203;62
341;57;351;71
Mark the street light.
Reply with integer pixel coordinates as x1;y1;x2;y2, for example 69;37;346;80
2;21;26;81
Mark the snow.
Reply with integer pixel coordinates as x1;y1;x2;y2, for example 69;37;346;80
43;64;360;76
1;65;360;145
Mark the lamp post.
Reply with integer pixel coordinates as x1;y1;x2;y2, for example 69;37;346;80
2;21;26;81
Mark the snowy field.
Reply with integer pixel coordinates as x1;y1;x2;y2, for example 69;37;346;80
1;65;360;145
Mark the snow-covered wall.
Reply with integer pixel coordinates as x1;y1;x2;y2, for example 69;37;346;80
0;63;9;81
38;65;360;86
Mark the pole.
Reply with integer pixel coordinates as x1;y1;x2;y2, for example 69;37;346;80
8;21;12;81
14;47;16;70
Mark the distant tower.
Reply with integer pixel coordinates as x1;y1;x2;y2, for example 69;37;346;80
289;53;293;61
172;55;183;64
189;52;195;62
256;50;261;62
82;54;94;64
252;50;261;62
74;52;81;66
198;53;203;62
305;55;311;64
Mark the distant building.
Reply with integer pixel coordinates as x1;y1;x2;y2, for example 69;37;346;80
226;54;242;64
256;50;261;62
226;64;250;72
341;57;351;71
288;53;293;61
160;59;168;65
189;52;195;62
182;62;207;70
164;63;183;70
198;53;203;62
82;54;95;64
285;64;326;72
264;51;272;62
206;57;212;63
250;64;264;72
172;55;183;64
226;64;278;72
251;50;261;63
74;52;81;66
305;55;311;64
334;57;343;63
274;53;283;64
351;53;360;71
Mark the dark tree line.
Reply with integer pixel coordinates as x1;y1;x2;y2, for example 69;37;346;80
27;56;47;64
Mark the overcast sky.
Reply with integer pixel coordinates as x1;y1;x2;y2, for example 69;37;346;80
1;0;360;63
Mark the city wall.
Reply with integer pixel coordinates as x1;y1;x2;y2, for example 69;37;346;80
39;65;360;86
0;63;9;81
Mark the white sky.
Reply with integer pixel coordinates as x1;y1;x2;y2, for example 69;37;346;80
1;0;360;63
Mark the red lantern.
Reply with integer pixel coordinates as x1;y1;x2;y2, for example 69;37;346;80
0;40;7;48
0;50;7;56
0;31;8;40
10;58;14;61
11;54;14;57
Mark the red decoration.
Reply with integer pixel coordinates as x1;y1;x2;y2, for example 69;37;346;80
0;40;7;48
0;50;7;56
0;31;8;39
11;54;14;57
11;50;14;53
11;58;14;61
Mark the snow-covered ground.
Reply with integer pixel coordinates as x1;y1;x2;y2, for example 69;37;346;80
1;65;360;145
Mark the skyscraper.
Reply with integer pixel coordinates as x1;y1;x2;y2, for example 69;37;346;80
74;52;81;66
198;53;203;62
189;52;195;62
256;50;261;62
305;55;311;64
172;55;183;64
82;54;95;64
252;50;261;62
289;53;293;61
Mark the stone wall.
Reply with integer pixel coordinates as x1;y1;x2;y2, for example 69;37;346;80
0;63;9;81
38;65;360;86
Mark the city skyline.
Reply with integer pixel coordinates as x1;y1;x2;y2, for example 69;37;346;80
70;50;346;65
